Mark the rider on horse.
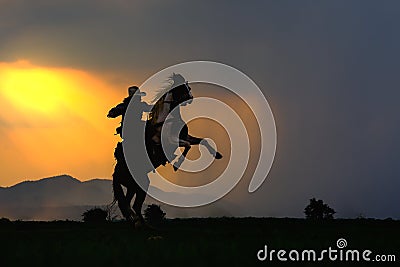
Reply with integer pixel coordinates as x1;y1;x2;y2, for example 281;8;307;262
107;76;223;226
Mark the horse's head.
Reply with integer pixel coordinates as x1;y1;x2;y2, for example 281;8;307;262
169;73;193;106
149;73;193;125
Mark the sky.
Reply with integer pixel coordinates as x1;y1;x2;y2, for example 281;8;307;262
0;0;399;218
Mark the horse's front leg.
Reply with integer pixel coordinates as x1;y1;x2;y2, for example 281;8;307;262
186;135;223;159
173;145;191;171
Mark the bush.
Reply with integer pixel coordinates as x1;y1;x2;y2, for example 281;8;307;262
304;198;336;220
144;204;166;225
82;208;108;223
0;217;12;225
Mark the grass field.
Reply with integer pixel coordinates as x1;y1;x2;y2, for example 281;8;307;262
0;218;398;266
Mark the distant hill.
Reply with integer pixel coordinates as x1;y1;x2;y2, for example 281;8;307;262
0;175;113;221
0;175;239;221
0;175;112;207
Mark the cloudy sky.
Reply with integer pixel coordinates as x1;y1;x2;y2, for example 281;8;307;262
0;0;399;218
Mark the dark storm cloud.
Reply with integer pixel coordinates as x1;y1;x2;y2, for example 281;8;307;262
1;0;400;218
0;1;347;72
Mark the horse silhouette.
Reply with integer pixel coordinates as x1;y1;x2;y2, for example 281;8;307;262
108;74;222;225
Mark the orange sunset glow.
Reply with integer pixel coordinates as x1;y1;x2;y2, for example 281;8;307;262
0;60;128;186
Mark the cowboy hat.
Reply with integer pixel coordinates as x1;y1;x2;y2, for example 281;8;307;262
128;86;146;96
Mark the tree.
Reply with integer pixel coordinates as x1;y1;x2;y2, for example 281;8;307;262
304;198;336;220
144;204;166;225
82;208;108;223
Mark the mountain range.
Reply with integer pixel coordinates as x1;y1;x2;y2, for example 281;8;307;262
0;175;238;221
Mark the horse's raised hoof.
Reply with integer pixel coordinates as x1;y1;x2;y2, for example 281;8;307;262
215;152;223;159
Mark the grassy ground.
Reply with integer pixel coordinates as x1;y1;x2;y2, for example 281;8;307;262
0;218;398;266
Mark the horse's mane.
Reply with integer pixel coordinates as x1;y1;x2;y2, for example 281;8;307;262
150;73;186;103
149;73;186;124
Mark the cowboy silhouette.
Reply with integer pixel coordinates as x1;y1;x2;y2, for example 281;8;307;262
107;86;150;137
108;86;151;224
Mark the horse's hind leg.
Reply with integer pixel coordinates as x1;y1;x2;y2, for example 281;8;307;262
132;174;149;224
125;187;137;219
112;178;131;220
132;187;146;223
112;142;134;221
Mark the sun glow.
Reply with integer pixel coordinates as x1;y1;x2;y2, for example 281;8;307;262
0;60;126;186
1;67;69;113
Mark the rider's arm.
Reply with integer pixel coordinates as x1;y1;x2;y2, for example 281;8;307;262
141;102;153;112
107;103;126;118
